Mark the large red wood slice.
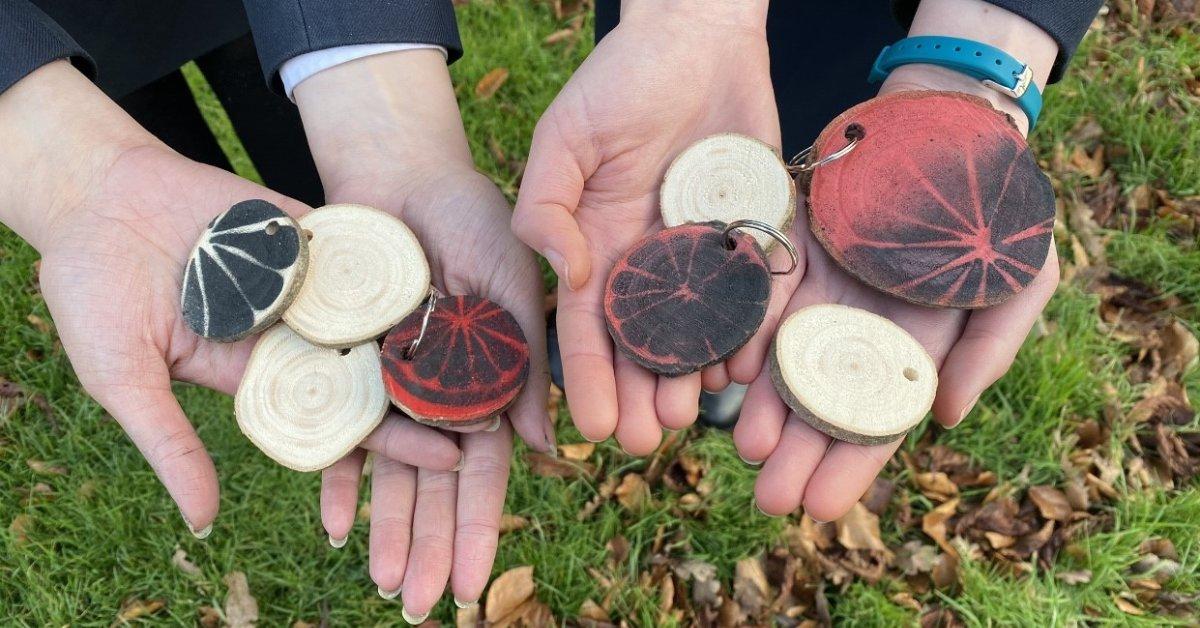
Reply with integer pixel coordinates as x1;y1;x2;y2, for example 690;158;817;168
806;91;1055;309
604;222;771;376
380;295;530;427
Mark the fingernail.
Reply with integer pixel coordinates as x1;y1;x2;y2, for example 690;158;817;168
806;512;828;525
377;585;402;600
454;597;479;609
954;394;981;427
401;607;429;624
182;512;212;539
485;416;502;432
752;498;772;517
544;249;573;291
582;433;605;444
738;453;763;467
328;533;348;549
452;452;466;472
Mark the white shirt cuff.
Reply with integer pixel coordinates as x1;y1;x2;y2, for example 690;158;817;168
279;43;448;102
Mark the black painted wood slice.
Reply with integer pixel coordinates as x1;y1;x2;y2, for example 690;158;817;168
181;199;307;341
806;91;1055;309
380;295;530;427
603;222;771;376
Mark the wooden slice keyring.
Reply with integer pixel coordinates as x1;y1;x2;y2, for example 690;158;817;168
770;304;937;445
282;204;431;348
181;199;308;342
603;221;778;377
660;133;796;251
804;91;1055;309
381;294;530;427
235;324;389;471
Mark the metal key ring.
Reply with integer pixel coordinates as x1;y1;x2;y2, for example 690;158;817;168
721;219;800;276
404;287;443;359
787;124;864;174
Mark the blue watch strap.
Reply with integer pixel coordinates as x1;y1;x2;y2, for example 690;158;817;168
868;36;1042;130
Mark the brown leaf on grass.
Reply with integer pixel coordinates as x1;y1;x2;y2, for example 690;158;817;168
525;451;594;478
171;547;201;577
1114;592;1146;615
579;598;609;622
1069;144;1106;178
1139;536;1179;560
474;68;509;99
486;565;536;623
1056;569;1093;585
914;472;959;502
674;559;723;609
732;556;770;616
922;498;960;557
9;513;32;545
931;553;960;591
920;607;965;628
835;502;889;554
578;474;619;520
543;28;577;45
1028;486;1073;521
547;383;563;416
494;598;554;628
113;598;166;624
860;477;895;515
1159;320;1199;379
558;442;595;461
26;460;67;476
223;572;259;628
614;473;650;511
0;377;25;420
500;513;528;534
197;606;221;628
26;314;52;334
894;541;939;575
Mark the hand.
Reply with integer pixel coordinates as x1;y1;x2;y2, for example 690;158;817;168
0;61;463;537
294;51;549;617
730;0;1062;521
511;0;781;454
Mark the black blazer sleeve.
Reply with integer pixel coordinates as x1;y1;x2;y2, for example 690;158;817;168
0;0;95;94
892;0;1104;83
241;0;463;93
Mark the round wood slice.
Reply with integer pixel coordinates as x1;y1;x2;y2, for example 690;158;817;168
380;295;530;427
806;91;1055;309
660;133;796;251
181;199;307;342
604;221;770;376
235;324;388;471
282;204;430;348
770;304;937;445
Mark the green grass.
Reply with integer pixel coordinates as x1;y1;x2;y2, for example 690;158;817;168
2;3;1199;625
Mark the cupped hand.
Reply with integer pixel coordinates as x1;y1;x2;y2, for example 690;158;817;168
511;1;782;454
35;143;463;536
727;78;1059;521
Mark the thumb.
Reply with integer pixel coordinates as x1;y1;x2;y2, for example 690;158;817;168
511;113;593;290
91;363;220;537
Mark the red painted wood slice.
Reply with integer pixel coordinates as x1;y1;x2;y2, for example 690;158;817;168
806;91;1055;309
604;222;771;376
380;295;530;426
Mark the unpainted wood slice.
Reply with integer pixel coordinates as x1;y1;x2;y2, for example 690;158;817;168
806;91;1054;309
181;199;307;342
235;324;388;471
282;204;430;348
604;222;771;376
380;295;530;427
770;304;937;445
660;133;796;251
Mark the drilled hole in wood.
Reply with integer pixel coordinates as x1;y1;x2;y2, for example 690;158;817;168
265;221;280;236
304;229;314;241
845;123;865;142
338;348;351;356
903;367;918;381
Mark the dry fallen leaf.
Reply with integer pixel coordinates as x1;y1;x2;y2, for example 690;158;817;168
223;572;259;628
475;68;510;99
1055;569;1093;585
114;598;166;624
486;565;536;623
923;498;960;557
500;513;528;534
578;598;609;622
835;502;889;553
1028;485;1073;521
9;514;32;545
732;556;770;616
1114;592;1146;615
614;473;650;511
558;442;595;461
914;471;959;502
525;451;594;479
26;314;52;334
197;605;221;628
543;28;576;45
26;459;67;476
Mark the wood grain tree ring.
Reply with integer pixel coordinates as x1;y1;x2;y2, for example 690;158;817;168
660;133;796;251
604;222;771;376
235;324;388;471
282;204;431;348
181;199;307;342
806;91;1055;309
770;304;937;445
380;295;530;427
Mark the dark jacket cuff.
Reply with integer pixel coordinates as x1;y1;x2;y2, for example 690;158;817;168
0;0;96;95
241;0;463;95
892;0;1103;83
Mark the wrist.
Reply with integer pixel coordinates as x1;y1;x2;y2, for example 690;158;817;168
878;64;1030;133
294;49;475;207
621;0;769;32
0;61;160;252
